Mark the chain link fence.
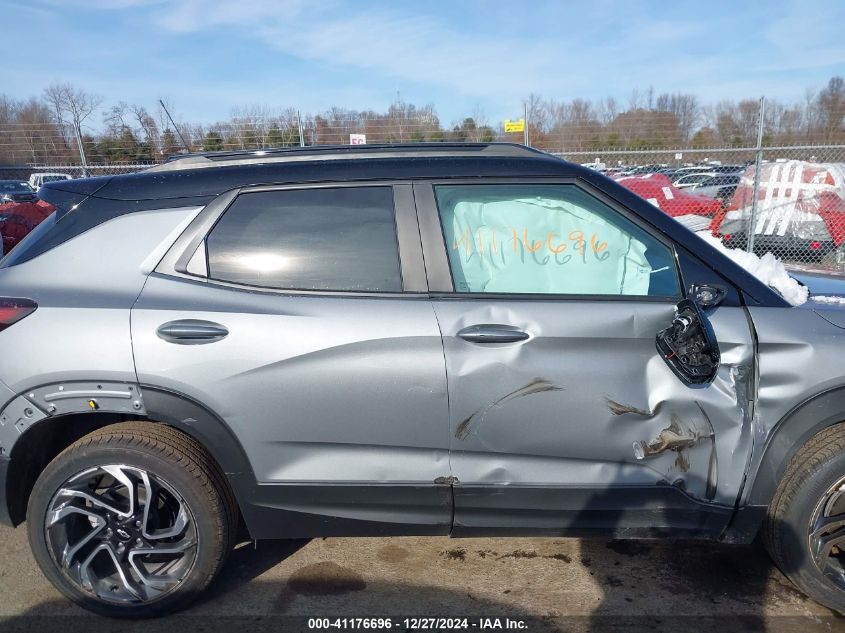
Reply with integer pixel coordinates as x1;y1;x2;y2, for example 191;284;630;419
561;144;845;273
3;132;845;275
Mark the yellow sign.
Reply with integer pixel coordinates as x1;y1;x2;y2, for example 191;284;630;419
504;118;525;133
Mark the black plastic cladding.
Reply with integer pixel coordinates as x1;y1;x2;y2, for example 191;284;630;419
12;147;789;307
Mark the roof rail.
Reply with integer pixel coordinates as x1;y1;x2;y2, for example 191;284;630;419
148;142;552;172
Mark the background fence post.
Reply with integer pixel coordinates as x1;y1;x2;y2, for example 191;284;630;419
297;110;305;147
523;102;529;147
747;96;766;254
71;123;89;177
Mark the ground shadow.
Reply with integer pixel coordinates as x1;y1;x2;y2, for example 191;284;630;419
202;537;310;602
576;468;842;632
3;489;843;632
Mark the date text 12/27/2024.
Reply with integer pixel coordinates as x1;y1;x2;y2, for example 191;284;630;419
307;617;529;630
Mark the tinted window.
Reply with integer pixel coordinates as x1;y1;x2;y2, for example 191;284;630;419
701;175;740;187
435;184;680;297
0;181;32;193
206;187;402;292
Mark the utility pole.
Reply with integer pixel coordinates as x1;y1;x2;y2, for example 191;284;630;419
523;101;529;147
71;122;89;177
159;99;190;152
747;96;765;255
297;110;305;147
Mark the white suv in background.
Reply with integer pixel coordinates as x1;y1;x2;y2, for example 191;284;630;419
28;173;72;191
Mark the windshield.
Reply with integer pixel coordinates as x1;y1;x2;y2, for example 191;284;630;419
0;181;33;193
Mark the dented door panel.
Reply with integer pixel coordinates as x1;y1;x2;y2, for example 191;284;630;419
740;306;845;505
434;299;755;524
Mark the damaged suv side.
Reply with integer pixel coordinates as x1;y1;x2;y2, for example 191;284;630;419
1;143;845;616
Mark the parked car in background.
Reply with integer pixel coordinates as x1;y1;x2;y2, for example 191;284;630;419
672;172;717;189
28;173;72;191
615;172;722;231
710;164;745;174
619;164;666;176
691;174;742;204
712;160;845;265
0;181;37;204
0;200;54;254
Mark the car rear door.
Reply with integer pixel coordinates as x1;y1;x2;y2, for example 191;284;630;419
131;183;452;536
414;179;755;536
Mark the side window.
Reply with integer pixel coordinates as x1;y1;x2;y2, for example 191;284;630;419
434;184;680;297
206;187;402;292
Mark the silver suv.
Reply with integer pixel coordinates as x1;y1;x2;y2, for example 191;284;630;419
2;143;845;617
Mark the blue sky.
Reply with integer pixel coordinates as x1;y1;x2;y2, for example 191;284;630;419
4;0;845;129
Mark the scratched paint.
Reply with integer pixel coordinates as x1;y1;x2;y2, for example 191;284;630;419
608;397;718;499
605;398;659;418
633;414;702;459
455;378;564;440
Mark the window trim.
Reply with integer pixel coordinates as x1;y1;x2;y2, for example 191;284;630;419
156;181;427;297
413;178;684;302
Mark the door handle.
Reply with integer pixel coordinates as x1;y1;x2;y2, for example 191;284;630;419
457;324;530;344
156;319;229;344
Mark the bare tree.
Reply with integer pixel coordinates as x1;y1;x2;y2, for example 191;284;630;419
44;83;102;169
129;104;160;154
816;76;845;143
15;98;57;163
598;97;618;126
104;101;130;136
656;93;700;142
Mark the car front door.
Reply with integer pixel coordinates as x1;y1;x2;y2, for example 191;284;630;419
131;183;452;537
414;180;755;536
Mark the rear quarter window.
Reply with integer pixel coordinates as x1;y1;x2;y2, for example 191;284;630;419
206;186;402;292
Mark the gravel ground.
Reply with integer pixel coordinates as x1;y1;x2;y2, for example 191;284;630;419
0;525;841;632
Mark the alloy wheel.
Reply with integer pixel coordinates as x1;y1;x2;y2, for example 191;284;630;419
809;475;845;589
44;464;198;604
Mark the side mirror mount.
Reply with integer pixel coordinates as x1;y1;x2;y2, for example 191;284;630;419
690;283;727;308
656;299;720;385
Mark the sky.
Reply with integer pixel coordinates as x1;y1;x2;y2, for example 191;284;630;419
3;0;845;129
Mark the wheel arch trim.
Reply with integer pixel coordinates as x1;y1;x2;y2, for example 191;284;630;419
745;385;845;508
0;381;257;528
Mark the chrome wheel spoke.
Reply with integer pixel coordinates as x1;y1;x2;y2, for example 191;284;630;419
146;504;189;540
128;536;197;593
810;512;845;544
100;465;137;516
55;488;127;518
79;542;143;601
48;502;107;528
809;478;845;587
813;530;844;570
138;469;154;535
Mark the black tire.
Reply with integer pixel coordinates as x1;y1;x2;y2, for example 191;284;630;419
764;423;845;613
27;422;237;618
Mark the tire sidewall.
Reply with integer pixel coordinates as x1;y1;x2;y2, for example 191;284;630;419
27;443;226;618
776;449;845;613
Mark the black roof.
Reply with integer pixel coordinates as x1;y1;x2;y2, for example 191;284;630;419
158;142;549;167
42;143;582;202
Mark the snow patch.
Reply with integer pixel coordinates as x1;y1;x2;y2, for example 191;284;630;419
675;214;712;232
811;295;845;305
695;231;809;306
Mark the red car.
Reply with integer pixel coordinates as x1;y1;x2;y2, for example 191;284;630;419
0;200;55;256
710;160;845;264
615;173;722;230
